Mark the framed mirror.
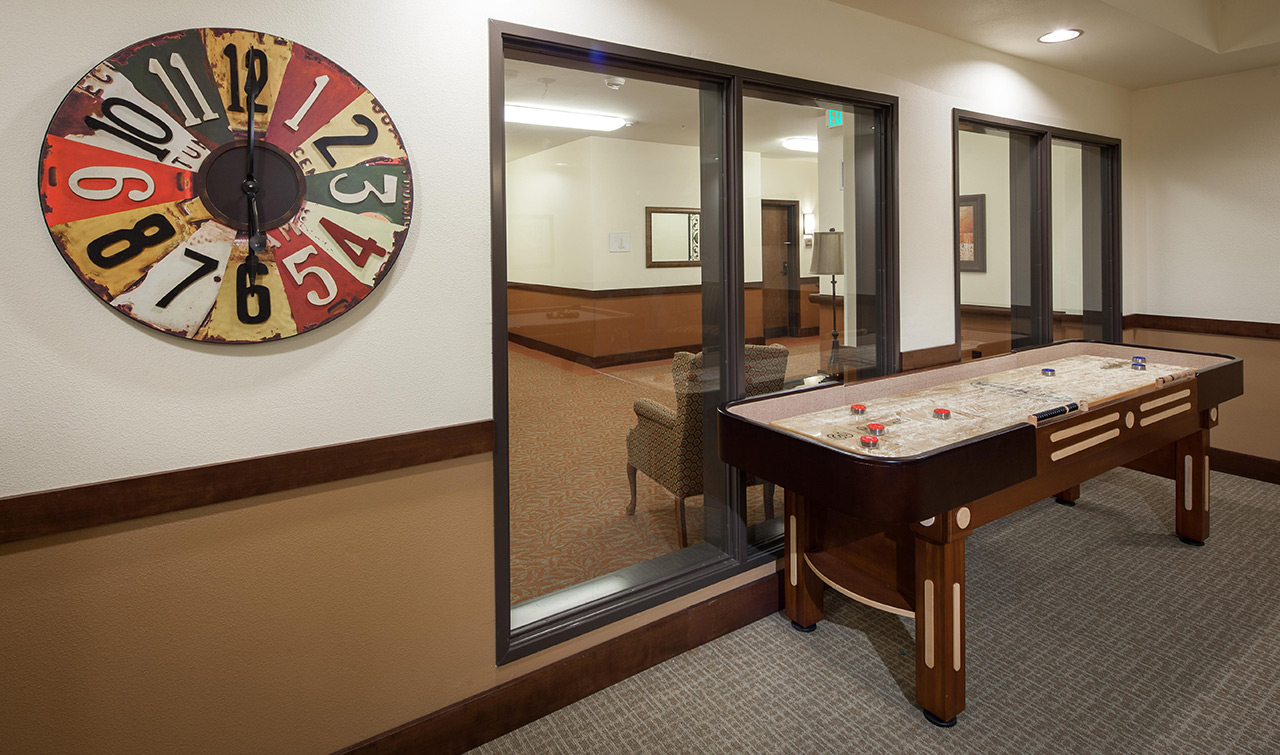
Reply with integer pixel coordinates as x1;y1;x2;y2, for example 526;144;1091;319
645;206;701;267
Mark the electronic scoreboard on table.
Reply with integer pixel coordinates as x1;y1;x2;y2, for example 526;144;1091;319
718;340;1243;727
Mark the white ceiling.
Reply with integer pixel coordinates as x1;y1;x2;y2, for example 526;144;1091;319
504;59;830;162
829;0;1280;90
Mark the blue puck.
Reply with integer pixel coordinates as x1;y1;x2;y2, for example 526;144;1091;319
1042;368;1056;377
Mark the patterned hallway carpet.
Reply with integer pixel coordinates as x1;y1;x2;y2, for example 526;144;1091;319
509;338;827;605
481;467;1280;753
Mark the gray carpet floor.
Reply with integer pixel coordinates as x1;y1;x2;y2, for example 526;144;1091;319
474;468;1280;754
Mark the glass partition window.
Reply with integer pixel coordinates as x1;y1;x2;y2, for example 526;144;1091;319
740;92;890;546
503;54;728;621
1051;138;1109;341
955;113;1120;360
495;26;899;661
957;125;1039;358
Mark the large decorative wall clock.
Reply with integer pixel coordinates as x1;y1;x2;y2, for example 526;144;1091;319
38;28;413;342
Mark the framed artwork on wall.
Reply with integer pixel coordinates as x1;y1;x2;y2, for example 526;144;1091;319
957;193;986;273
645;206;700;268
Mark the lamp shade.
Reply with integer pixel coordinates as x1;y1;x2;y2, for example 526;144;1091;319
809;229;844;275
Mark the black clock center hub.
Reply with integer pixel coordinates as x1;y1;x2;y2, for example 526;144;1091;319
197;140;307;232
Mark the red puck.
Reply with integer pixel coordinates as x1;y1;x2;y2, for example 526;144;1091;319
933;408;951;419
850;404;866;415
867;423;886;436
859;435;879;448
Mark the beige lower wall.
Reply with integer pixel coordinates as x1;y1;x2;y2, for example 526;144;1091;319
1125;328;1279;460
0;454;778;754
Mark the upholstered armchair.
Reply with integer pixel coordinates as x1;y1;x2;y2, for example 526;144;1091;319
626;343;789;547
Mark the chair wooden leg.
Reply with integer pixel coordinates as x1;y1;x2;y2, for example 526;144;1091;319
676;497;688;548
626;464;638;515
763;481;776;519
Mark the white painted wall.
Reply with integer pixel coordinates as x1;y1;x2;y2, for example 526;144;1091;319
1051;141;1085;315
958;130;1012;308
588;138;702;288
1131;64;1280;323
507;139;814;290
506;139;594;288
1;0;1134;497
507;137;703;289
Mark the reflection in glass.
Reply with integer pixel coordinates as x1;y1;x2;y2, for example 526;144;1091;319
741;92;885;546
957;125;1038;359
504;56;720;610
645;207;700;267
1052;138;1107;341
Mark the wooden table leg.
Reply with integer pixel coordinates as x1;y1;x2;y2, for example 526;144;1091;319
784;490;824;631
1054;484;1080;506
915;535;965;726
1175;428;1211;545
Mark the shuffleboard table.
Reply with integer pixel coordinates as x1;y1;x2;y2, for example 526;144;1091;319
718;341;1243;726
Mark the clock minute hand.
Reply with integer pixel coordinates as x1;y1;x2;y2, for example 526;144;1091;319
242;47;266;283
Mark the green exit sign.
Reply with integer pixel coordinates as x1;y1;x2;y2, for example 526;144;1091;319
826;109;844;128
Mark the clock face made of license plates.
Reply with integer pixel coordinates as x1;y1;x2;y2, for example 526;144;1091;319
38;28;413;343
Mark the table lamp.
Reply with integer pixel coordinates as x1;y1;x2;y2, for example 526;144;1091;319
810;228;844;377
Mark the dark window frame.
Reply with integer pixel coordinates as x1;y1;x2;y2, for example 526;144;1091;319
492;20;899;664
951;110;1122;351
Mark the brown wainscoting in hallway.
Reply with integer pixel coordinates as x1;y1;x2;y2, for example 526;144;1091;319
508;281;821;368
508;283;744;366
0;421;494;544
958;304;1086;360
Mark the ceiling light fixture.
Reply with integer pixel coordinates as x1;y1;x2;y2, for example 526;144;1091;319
782;136;819;153
504;105;627;131
1038;29;1082;43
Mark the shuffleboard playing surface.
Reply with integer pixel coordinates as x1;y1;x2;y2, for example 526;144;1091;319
772;355;1188;458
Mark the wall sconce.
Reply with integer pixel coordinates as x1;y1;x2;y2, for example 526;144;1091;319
803;212;815;247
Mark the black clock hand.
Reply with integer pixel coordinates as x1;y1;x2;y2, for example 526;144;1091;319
242;47;266;283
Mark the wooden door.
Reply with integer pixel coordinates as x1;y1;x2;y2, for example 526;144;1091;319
761;201;798;338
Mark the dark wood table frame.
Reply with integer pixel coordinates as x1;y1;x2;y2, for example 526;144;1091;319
719;341;1243;726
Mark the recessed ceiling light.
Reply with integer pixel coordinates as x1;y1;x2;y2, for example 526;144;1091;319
781;136;819;153
504;105;627;131
1039;29;1082;43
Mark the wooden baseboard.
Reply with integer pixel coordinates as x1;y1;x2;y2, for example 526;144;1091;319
507;331;597;366
337;572;783;754
508;281;764;299
1124;314;1280;340
509;332;767;368
0;421;494;545
1210;448;1280;485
